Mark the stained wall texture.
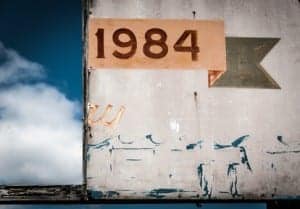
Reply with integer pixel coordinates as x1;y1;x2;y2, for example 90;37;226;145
85;0;300;200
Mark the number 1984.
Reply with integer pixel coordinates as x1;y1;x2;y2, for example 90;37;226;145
95;28;200;61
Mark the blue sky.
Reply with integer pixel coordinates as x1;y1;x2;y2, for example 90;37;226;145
0;0;265;208
0;0;81;101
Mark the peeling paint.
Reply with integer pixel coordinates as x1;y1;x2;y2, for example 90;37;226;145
227;163;242;198
214;135;249;150
145;188;198;199
112;147;154;150
88;190;120;199
145;134;161;145
197;163;212;198
87;137;111;150
240;146;252;172
171;148;183;152
276;135;289;146
214;136;252;172
126;159;142;161
186;140;203;150
118;134;134;144
266;150;300;155
146;188;179;198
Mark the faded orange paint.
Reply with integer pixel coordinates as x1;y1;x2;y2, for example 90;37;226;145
87;103;125;128
88;18;226;86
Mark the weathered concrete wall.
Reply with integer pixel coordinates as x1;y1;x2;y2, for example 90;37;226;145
86;0;300;200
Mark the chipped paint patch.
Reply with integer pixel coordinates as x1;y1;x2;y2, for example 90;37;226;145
87;103;125;128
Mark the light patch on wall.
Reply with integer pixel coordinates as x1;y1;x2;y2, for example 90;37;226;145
169;119;180;133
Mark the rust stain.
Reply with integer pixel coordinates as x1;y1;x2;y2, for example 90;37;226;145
208;70;225;87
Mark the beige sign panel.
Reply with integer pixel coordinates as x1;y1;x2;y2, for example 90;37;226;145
85;0;300;201
88;18;226;86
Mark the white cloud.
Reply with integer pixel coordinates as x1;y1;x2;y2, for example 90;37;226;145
0;42;82;185
0;42;44;85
